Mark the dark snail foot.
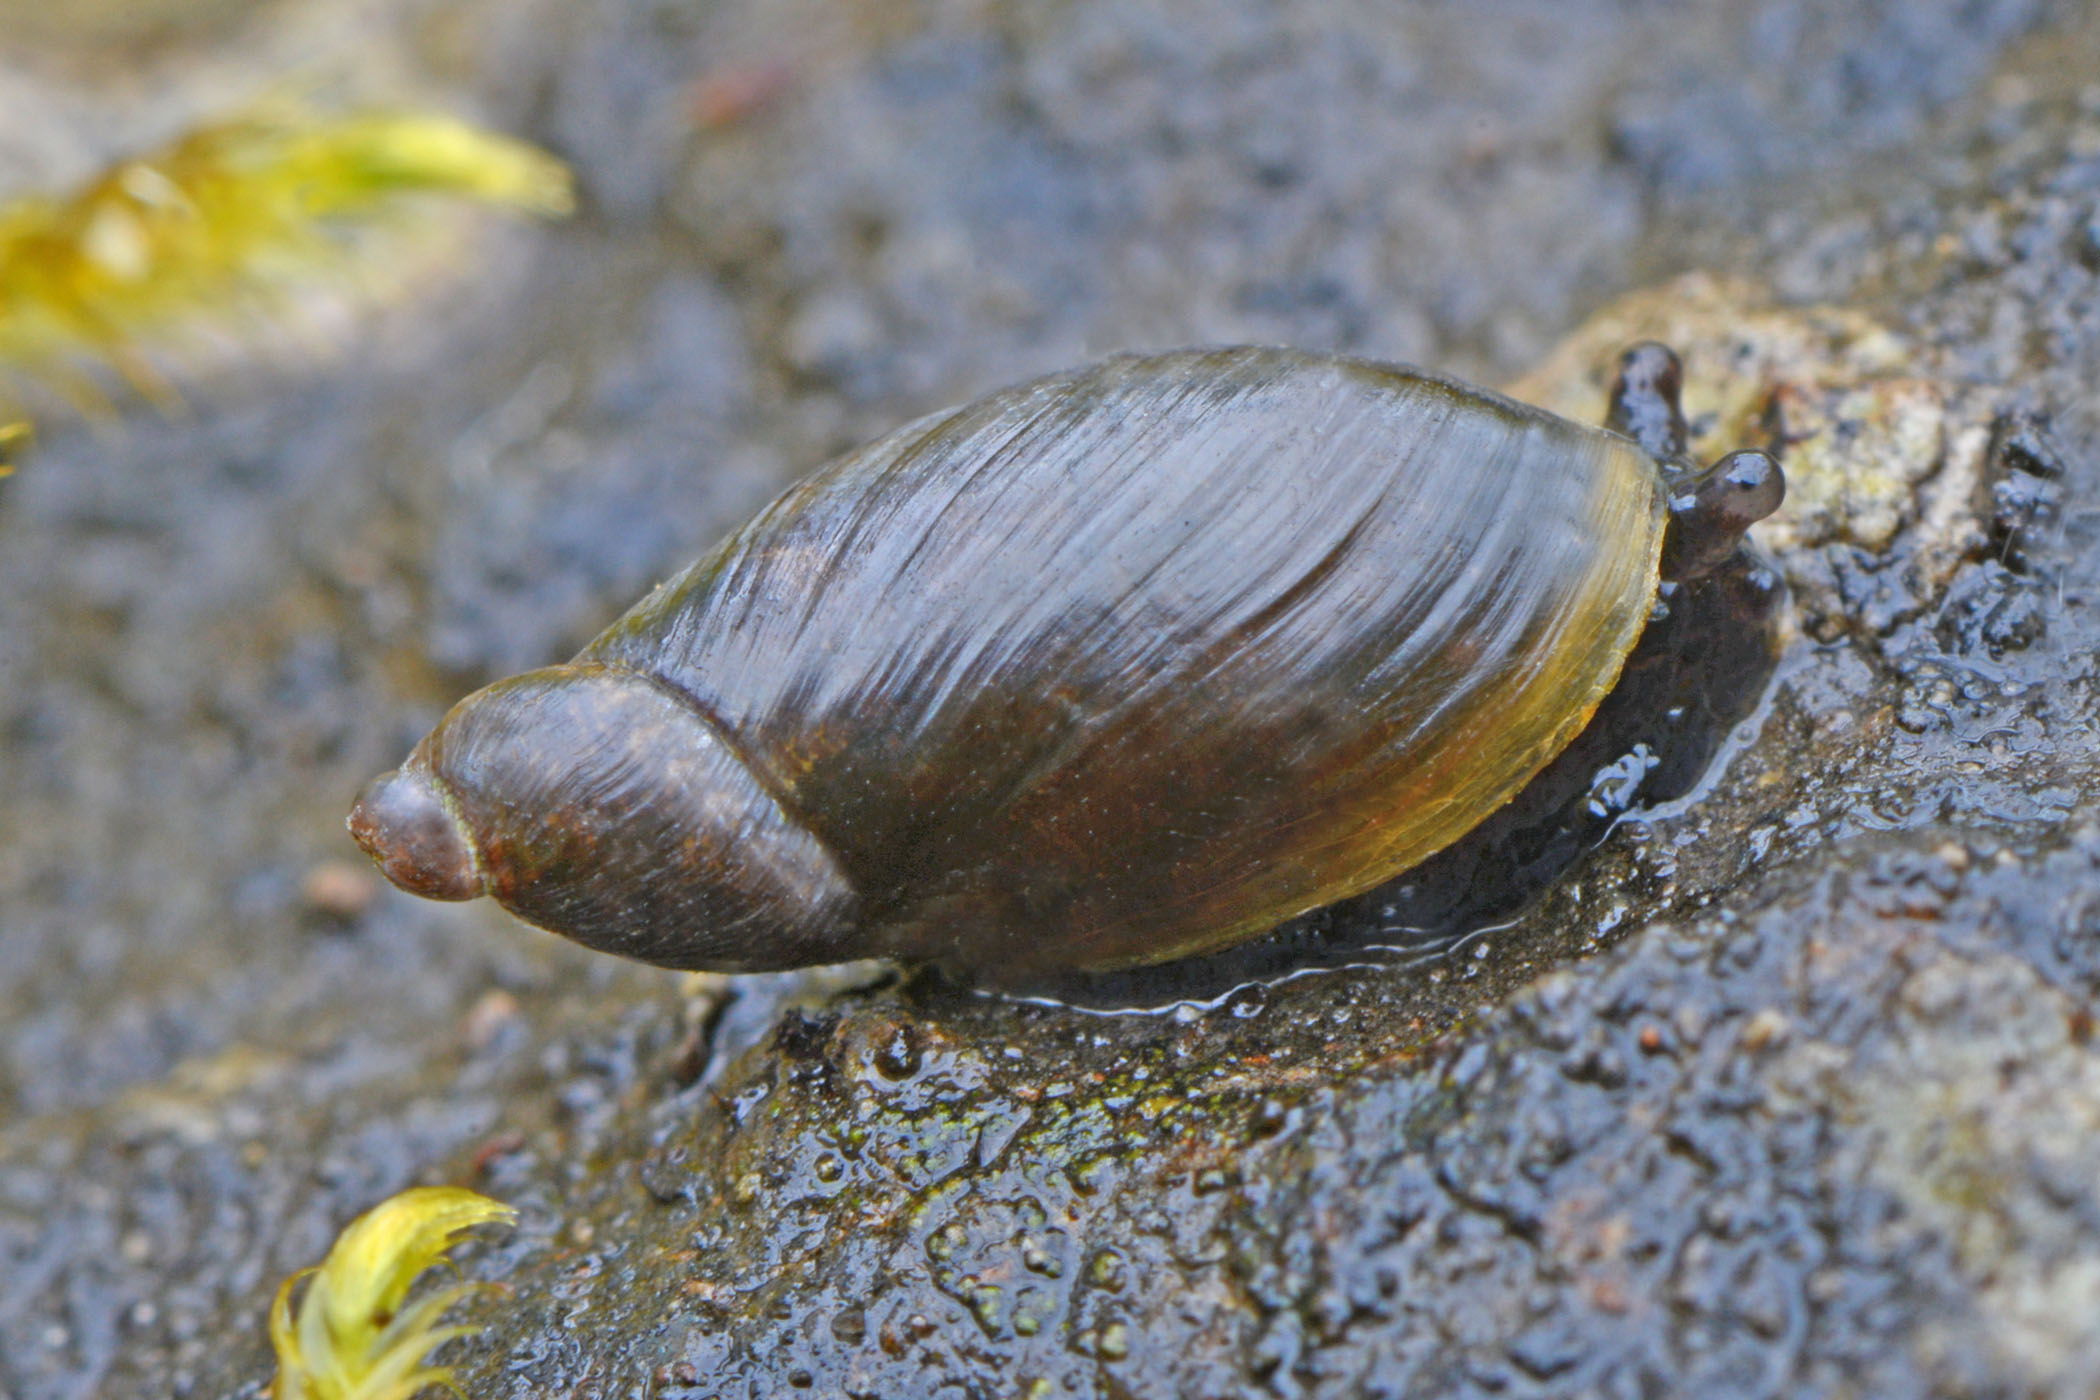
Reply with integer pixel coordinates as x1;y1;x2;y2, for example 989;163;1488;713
961;554;1784;1013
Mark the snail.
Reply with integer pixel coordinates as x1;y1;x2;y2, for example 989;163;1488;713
350;342;1782;978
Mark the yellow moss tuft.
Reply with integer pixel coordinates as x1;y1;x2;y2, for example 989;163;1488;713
0;108;573;413
0;420;26;477
270;1185;516;1400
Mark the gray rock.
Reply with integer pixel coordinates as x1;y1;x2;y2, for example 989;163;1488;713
1;1;2096;1397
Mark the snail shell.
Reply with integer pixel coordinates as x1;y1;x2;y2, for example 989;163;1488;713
351;345;1781;977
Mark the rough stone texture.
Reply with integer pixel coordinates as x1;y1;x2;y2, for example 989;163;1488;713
1;1;2097;1398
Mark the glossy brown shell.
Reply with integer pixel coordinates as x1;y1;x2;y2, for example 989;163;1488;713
565;346;1667;973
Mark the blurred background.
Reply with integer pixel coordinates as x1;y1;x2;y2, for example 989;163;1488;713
2;1;2098;1396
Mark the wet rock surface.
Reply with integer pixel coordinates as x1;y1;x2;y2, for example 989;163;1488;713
2;1;2098;1397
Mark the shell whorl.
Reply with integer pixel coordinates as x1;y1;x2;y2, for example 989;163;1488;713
586;347;1667;973
397;663;860;970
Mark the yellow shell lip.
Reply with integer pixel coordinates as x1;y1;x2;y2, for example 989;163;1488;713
348;766;484;902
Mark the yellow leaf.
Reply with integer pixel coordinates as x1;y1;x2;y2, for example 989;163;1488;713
270;1186;516;1400
0;107;573;410
0;420;26;477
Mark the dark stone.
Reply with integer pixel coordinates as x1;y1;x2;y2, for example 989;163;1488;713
4;2;2100;1398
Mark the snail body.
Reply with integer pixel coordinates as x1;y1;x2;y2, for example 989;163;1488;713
352;344;1781;977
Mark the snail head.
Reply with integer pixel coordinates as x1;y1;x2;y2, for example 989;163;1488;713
1605;341;1786;581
